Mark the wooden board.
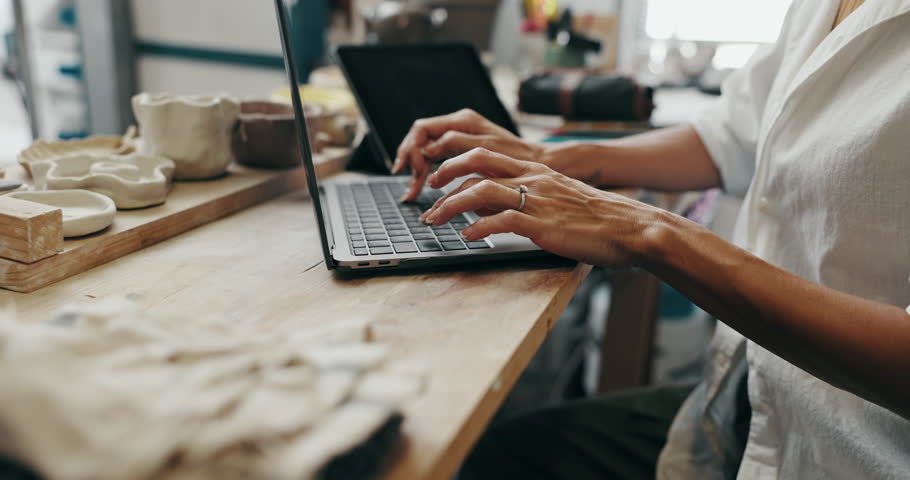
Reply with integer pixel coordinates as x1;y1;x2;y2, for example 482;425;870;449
0;149;348;293
3;189;591;479
0;196;63;263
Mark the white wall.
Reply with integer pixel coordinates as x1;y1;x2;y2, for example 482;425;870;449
131;0;287;99
130;0;281;55
136;57;287;99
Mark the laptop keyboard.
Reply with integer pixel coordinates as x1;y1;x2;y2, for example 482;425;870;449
337;181;492;256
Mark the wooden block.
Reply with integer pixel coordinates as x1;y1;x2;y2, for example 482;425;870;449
0;196;64;264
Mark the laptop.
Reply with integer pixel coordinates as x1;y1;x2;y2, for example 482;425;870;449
272;0;545;271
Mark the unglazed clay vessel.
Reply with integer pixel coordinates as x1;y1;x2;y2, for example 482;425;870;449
29;153;176;209
17;127;137;175
271;85;359;147
132;93;239;180
231;101;323;169
7;189;115;237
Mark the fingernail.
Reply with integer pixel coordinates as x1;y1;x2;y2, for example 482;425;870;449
392;158;403;173
461;229;475;241
399;194;409;203
424;211;438;224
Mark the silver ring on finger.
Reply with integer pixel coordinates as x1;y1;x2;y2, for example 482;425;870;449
516;184;529;212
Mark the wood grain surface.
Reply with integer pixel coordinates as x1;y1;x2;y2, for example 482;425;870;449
0;149;348;293
2;187;591;479
0;196;63;263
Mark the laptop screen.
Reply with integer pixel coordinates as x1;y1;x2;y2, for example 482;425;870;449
335;44;519;165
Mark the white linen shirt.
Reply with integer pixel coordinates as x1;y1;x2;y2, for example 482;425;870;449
657;1;910;478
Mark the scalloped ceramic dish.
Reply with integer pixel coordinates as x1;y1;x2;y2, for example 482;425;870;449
29;153;176;209
17;127;137;175
6;189;116;237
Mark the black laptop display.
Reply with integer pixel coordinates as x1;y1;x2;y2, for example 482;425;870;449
335;44;520;168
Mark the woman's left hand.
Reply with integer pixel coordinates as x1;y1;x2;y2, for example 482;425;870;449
418;148;670;267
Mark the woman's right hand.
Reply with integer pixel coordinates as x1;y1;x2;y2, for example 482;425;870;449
393;109;544;202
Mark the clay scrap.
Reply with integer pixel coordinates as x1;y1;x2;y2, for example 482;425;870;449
0;298;425;480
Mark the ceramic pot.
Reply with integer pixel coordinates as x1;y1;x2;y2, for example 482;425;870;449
231;101;322;169
29;153;176;209
132;93;239;180
6;189;116;237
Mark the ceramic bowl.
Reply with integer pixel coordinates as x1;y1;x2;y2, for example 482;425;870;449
6;189;116;237
132;93;239;180
271;86;359;147
231;101;323;169
29;153;176;209
17;127;138;176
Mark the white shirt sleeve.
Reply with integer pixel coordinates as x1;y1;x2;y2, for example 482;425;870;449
689;7;797;196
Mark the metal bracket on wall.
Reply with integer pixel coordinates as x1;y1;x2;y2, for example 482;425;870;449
11;0;39;139
75;0;136;135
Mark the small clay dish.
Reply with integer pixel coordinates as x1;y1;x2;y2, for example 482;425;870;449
7;189;116;237
29;153;176;209
232;101;323;169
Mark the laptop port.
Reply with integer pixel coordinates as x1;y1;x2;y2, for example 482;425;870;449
378;260;391;265
358;262;370;266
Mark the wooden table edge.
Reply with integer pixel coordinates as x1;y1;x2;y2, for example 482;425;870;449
402;262;594;480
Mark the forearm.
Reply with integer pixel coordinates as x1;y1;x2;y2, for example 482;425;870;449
541;125;722;191
639;213;910;419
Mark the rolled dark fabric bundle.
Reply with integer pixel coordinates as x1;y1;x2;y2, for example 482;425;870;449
518;72;655;121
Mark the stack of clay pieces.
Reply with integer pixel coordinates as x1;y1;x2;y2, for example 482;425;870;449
0;298;425;480
13;127;176;238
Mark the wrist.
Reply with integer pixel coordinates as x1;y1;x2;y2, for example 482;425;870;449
540;141;618;184
634;208;690;268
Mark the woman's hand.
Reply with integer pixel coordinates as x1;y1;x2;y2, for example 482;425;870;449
393;109;544;202
418;148;669;267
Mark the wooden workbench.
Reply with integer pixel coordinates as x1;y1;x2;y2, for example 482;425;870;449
1;187;591;479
